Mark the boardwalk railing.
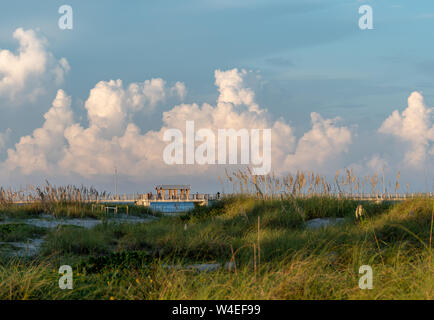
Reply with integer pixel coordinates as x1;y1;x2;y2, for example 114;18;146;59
7;192;433;205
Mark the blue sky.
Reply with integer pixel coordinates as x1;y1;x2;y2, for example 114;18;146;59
2;0;433;128
0;0;433;193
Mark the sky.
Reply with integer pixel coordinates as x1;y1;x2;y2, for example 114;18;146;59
0;0;433;194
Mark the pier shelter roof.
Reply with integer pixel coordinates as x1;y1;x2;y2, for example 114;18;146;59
155;185;191;190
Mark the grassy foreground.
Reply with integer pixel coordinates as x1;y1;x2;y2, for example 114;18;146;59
0;197;432;300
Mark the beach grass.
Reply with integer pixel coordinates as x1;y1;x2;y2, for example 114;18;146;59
0;196;432;300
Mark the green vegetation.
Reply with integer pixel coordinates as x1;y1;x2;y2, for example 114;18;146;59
0;202;155;219
0;196;432;300
0;203;45;219
0;224;47;242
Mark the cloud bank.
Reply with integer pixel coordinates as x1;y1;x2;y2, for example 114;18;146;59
2;65;433;187
0;28;433;191
2;67;354;180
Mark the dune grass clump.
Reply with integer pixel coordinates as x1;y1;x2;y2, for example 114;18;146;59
0;182;156;219
220;168;427;201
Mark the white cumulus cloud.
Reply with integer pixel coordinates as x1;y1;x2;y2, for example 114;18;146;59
3;68;355;181
283;112;352;171
60;68;290;177
379;91;434;167
84;78;186;137
6;89;73;173
0;28;69;104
